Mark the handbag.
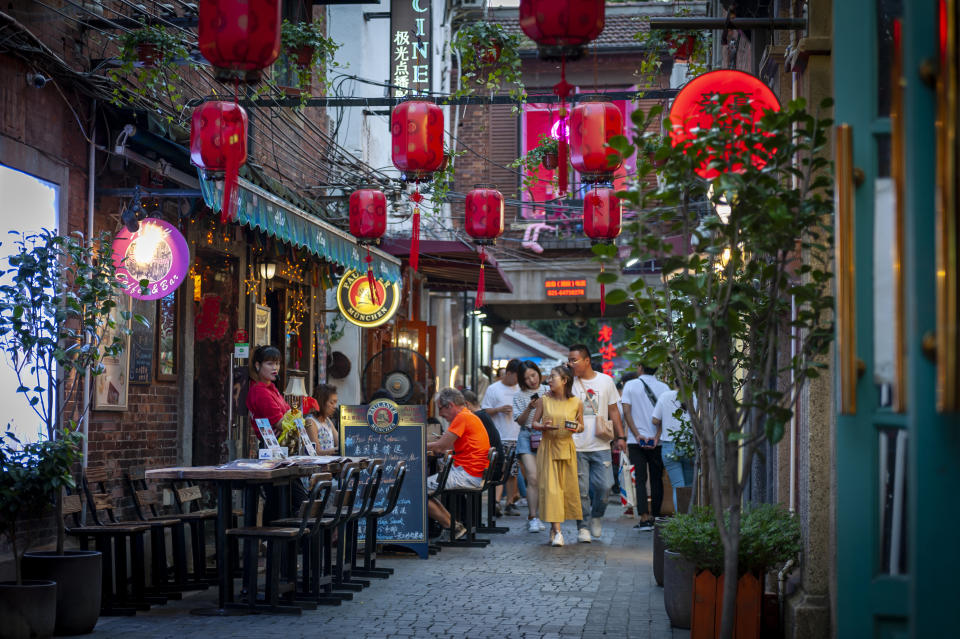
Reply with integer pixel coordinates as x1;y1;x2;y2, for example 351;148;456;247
577;379;615;441
529;429;542;450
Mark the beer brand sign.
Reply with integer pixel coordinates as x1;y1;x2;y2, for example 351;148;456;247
336;269;400;328
390;0;432;97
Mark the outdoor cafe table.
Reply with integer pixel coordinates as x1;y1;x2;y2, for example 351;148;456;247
146;456;367;614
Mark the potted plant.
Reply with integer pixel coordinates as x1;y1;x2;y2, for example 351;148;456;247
0;430;82;639
0;229;143;634
510;134;561;194
110;25;192;114
633;10;710;93
278;19;341;104
451;22;525;102
601;95;834;639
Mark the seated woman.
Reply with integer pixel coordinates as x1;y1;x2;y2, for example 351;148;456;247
304;383;340;455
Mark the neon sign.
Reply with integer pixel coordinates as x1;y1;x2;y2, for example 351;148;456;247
545;279;586;297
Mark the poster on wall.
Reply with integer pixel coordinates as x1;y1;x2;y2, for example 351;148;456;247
129;298;156;384
94;296;131;411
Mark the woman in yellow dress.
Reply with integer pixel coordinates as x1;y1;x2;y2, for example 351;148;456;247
531;365;584;546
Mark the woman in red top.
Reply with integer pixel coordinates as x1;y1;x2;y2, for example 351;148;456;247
246;345;290;441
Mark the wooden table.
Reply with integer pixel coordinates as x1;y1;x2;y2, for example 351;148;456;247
146;458;349;614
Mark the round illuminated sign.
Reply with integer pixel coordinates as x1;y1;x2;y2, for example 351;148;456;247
336;269;400;328
366;398;401;433
111;218;190;300
668;70;781;179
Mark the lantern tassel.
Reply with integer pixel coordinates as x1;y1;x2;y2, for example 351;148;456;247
600;261;606;317
553;56;572;197
410;185;423;272
221;152;240;224
365;249;379;306
475;246;486;309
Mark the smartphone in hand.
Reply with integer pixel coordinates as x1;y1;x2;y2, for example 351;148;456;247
530;393;539;401
564;420;579;432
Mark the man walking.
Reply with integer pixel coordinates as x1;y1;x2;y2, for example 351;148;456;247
481;358;521;513
567;344;627;542
620;362;671;531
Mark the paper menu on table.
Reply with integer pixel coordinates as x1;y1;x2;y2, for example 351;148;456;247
255;418;282;450
295;417;317;456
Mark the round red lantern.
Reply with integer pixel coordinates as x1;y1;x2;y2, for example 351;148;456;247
668;69;781;179
570;97;623;183
349;189;387;242
190;101;248;224
198;0;281;83
391;100;445;180
583;187;621;240
519;0;605;60
465;186;505;309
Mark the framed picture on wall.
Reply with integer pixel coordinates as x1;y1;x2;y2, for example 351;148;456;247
254;304;271;348
156;292;178;382
94;296;131;411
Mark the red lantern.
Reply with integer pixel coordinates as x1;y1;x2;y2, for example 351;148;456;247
519;0;605;60
570;98;623;183
668;70;781;179
198;0;281;83
465;186;505;308
190;101;248;224
349;189;387;305
391;100;444;272
583;187;620;315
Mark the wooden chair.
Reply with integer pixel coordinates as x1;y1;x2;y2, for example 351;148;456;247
427;452;454;555
353;461;407;579
170;479;241;584
333;461;384;592
226;476;333;614
478;445;515;534
438;448;500;548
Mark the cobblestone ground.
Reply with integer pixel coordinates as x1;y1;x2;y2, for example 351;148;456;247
68;503;689;639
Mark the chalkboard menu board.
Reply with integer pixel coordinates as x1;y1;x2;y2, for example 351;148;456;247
340;401;428;559
129;298;156;385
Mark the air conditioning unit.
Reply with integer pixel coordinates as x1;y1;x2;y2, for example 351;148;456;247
457;0;485;9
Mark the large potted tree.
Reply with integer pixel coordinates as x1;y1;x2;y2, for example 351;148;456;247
0;229;141;635
602;96;834;639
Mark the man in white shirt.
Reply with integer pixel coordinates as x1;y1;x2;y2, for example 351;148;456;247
621;363;671;531
652;389;696;514
568;344;627;542
481;358;521;511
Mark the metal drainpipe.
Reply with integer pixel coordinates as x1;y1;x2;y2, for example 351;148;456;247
778;557;796;635
82;99;96;478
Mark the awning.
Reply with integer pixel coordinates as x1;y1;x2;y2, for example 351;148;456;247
199;176;401;283
380;239;513;294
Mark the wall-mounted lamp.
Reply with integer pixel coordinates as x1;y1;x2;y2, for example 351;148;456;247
258;261;277;280
121;185;147;233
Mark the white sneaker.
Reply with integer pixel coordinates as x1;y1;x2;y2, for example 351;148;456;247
578;527;592;543
527;517;546;533
551;531;564;546
536;518;547;531
590;519;603;538
516;498;528;507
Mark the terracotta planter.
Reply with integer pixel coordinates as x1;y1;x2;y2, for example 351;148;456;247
23;550;101;635
474;41;502;65
541;151;559;170
290;45;314;69
0;580;57;639
663;550;694;629
136;43;158;68
690;570;763;639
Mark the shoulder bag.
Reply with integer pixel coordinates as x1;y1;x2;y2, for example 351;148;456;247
577;379;615;441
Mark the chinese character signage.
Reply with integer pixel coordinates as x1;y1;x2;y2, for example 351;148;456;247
391;0;432;97
597;324;616;377
544;278;587;297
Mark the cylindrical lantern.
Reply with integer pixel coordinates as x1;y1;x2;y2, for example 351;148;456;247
190;101;248;224
391;100;445;180
583;187;621;240
465;186;504;309
349;189;387;242
519;0;605;60
198;0;281;83
570;98;623;183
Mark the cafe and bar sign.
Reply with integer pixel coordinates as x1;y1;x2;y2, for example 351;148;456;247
337;268;400;328
111;218;189;300
544;278;587;297
390;0;432;97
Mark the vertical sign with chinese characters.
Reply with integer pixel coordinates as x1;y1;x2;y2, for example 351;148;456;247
390;0;432;98
597;324;616;377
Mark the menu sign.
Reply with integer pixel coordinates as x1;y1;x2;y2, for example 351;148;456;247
390;0;432;97
340;401;428;559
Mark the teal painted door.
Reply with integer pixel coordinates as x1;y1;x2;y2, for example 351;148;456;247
833;1;960;637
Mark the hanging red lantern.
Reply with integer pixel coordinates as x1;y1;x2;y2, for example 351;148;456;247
465;185;505;309
519;0;605;60
583;187;620;316
570;98;623;183
197;0;281;83
391;100;444;272
190;101;248;224
349;188;388;305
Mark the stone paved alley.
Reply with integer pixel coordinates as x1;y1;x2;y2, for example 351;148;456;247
66;505;690;639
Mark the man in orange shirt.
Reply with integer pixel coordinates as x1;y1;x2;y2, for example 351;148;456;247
427;387;491;539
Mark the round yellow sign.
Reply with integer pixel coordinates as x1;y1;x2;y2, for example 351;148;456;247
336;269;400;328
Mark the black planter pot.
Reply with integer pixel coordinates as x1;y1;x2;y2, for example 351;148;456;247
22;551;101;635
653;520;665;586
0;580;57;639
663;549;694;629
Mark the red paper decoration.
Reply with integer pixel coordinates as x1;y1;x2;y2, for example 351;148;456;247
391;100;444;272
190;101;248;224
668;70;781;179
349;188;387;305
465;186;505;309
198;0;281;83
583;187;621;240
519;0;605;60
570;98;623;183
